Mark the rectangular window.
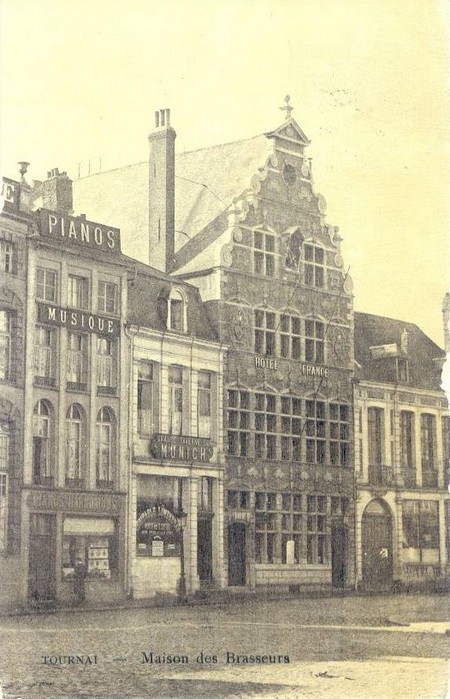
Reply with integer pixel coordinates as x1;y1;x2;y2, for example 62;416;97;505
329;403;349;466
443;417;450;488
306;400;326;464
254;310;276;356
403;500;439;564
198;476;213;511
304;245;325;287
397;358;409;383
0;472;7;552
198;370;212;438
63;533;118;580
255;492;277;563
0;311;11;381
280;396;301;461
227;490;250;509
137;361;154;436
98;280;118;314
305;320;324;363
400;411;415;470
421;414;437;487
280;315;301;359
368;407;384;465
36;267;57;303
0;241;13;273
34;326;56;382
68;274;89;309
227;389;250;456
254;393;277;459
97;337;116;391
67;332;88;387
307;495;328;564
254;232;275;276
169;365;183;435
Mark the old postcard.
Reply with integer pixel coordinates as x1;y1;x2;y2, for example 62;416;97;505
0;1;449;698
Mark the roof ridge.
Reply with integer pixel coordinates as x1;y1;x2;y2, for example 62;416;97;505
176;133;267;157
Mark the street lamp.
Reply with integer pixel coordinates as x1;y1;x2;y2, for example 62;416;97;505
177;509;188;603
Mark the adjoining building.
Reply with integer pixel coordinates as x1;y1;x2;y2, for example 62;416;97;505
353;312;449;591
74;101;356;593
126;260;226;599
1;168;131;608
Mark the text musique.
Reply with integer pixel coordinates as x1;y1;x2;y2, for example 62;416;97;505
47;214;117;249
45;306;117;335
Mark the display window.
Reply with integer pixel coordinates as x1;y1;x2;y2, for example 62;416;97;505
62;517;117;580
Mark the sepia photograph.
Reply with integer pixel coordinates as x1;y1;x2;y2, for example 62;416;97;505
0;1;449;698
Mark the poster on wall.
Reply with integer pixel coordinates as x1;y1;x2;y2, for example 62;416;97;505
0;1;449;699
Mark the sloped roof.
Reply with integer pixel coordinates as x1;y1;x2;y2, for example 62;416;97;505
72;135;274;262
354;312;445;391
125;255;218;342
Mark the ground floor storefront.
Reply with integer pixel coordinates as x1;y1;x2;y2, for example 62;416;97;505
19;487;127;607
356;490;450;591
225;489;355;592
129;466;225;599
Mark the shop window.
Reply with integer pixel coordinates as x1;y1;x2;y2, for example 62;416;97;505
403;500;439;564
198;370;213;439
68;274;89;309
136;482;182;557
254;392;277;460
307;495;328;564
36;267;57;303
304;243;325;288
67;332;88;389
227;389;250;456
254;310;276;356
97;337;116;393
34;326;56;385
0;241;13;273
98;280;118;314
280;314;301;359
65;404;86;488
306;400;326;464
168;289;186;332
62;521;118;580
305;319;324;363
32;400;54;486
137;361;154;436
421;414;437;486
0;311;11;381
329;403;349;466
281;494;302;564
96;407;115;489
255;492;277;563
280;396;301;461
168;365;183;435
254;231;275;277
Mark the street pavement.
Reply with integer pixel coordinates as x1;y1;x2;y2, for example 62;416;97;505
0;594;448;699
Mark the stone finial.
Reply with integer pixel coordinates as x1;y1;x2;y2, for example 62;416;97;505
280;95;293;120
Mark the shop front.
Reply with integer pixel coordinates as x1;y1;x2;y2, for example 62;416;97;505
24;488;126;606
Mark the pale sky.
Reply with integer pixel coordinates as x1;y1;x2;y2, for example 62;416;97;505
1;0;448;345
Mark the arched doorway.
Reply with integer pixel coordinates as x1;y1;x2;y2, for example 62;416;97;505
362;499;393;590
228;522;246;586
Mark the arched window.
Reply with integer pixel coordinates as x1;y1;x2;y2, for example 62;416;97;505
65;404;86;487
96;407;115;488
33;400;53;485
168;289;186;332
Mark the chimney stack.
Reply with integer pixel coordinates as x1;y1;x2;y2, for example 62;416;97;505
40;168;73;214
148;108;176;272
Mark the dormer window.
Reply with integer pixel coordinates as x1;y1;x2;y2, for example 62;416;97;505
168;288;187;332
397;358;409;383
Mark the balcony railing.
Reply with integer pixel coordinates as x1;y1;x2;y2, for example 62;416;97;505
368;463;394;486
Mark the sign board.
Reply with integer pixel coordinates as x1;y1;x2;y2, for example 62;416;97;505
151;538;164;557
37;303;120;337
136;505;182;535
38;208;121;254
151;434;214;463
26;489;121;514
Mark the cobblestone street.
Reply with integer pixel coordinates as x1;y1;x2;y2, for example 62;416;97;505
0;594;448;699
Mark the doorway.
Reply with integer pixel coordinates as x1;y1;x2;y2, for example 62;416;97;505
362;499;393;590
28;513;56;602
197;514;213;583
331;523;347;588
228;522;246;586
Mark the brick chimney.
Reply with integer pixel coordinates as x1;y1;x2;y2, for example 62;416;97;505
40;168;73;213
148;108;176;272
